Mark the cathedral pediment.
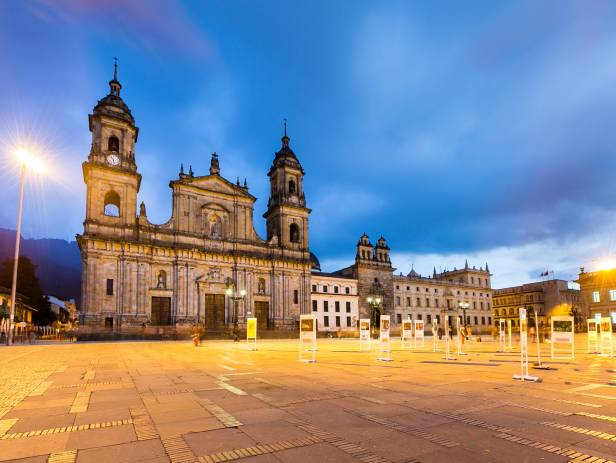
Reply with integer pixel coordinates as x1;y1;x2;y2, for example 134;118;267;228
172;175;255;200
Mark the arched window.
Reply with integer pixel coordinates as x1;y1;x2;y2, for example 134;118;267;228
208;214;222;239
103;191;121;217
108;135;119;152
288;179;296;194
289;223;300;243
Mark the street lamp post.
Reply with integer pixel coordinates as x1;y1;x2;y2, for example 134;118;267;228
458;301;469;332
225;279;246;342
8;150;44;346
366;296;381;338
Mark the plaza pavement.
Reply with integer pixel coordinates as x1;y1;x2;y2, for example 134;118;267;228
0;335;614;463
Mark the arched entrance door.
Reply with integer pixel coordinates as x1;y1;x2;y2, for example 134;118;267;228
254;301;269;330
204;294;225;331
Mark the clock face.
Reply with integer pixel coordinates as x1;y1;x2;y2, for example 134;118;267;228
107;154;120;166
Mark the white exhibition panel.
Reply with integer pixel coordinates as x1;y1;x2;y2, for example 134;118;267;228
499;318;506;352
600;317;613;357
378;315;392;361
246;317;257;350
587;318;598;353
359;318;371;351
512;308;539;382
401;319;412;349
299;314;316;363
414;320;425;348
550;316;574;359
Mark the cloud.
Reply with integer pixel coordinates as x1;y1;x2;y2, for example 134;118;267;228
390;217;616;289
341;1;616;261
27;0;216;60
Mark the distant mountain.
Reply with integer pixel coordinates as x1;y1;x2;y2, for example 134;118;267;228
0;228;81;304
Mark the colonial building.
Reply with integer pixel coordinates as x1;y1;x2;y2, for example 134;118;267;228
0;286;36;325
393;262;493;334
77;65;312;332
326;234;395;327
310;257;359;332
576;267;616;320
492;279;581;330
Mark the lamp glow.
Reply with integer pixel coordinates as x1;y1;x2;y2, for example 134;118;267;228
15;149;46;173
596;258;616;271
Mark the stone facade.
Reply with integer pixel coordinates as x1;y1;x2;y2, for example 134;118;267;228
393;262;493;334
77;68;311;331
493;279;581;331
576;267;616;320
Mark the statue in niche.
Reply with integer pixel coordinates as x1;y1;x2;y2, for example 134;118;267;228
209;214;222;239
258;278;266;295
156;270;167;289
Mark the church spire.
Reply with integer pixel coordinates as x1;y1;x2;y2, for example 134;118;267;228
281;118;289;148
109;57;122;96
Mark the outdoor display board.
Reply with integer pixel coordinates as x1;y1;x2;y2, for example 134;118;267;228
401;319;412;349
456;317;466;355
550;316;574;359
513;307;540;382
414;320;425;348
507;319;513;349
600;316;613;357
498;319;506;352
587;318;598;353
442;315;456;360
359;318;371;351
246;317;257;351
299;314;316;363
378;315;392;361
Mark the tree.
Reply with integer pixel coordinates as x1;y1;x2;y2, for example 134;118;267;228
0;257;54;325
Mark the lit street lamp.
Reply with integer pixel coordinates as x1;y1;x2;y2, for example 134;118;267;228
225;279;246;342
8;150;45;346
458;301;470;331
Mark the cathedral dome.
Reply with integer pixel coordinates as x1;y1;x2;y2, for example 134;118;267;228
310;252;321;271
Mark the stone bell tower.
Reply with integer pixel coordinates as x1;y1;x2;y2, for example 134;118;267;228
263;121;310;250
82;60;141;238
355;234;394;319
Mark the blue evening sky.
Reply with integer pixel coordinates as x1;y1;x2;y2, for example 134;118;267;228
1;0;615;288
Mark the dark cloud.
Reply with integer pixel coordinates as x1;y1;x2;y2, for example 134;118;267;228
1;0;615;287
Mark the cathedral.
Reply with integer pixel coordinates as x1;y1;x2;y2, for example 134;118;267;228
77;65;313;332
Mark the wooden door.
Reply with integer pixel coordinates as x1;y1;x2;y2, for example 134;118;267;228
254;301;269;330
151;297;171;325
204;294;225;331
